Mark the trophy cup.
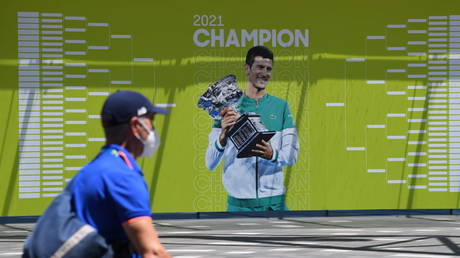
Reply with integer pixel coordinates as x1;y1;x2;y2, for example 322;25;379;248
197;74;275;158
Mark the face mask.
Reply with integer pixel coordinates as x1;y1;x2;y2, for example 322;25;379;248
135;118;161;157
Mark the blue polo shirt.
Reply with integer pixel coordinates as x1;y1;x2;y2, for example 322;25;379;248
70;144;151;244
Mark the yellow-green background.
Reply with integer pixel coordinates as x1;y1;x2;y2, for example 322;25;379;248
0;0;459;215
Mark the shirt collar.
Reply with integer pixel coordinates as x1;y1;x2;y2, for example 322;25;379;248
240;93;269;104
104;144;142;173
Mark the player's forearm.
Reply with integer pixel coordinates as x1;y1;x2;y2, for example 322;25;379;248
219;131;228;147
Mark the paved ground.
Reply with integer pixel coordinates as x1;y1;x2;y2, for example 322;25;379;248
1;215;460;257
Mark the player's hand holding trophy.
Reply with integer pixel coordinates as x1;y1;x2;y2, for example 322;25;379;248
197;74;275;158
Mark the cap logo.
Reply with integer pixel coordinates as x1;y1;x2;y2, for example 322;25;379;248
137;106;147;116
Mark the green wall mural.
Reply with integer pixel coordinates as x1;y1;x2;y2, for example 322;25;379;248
0;0;459;215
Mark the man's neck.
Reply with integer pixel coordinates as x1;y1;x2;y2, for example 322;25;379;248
106;139;139;159
245;83;265;101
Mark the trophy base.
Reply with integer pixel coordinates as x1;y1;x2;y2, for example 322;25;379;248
228;114;276;158
236;131;275;158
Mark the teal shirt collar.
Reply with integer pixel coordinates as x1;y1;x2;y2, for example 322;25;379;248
238;93;270;106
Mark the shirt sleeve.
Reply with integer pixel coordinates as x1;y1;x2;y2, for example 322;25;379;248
106;172;151;224
272;102;299;166
206;127;225;171
212;119;222;128
282;101;295;129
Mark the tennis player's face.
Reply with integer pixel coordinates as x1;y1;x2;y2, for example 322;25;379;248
246;56;273;90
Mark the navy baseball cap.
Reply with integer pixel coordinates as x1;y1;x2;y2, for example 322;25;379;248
101;90;169;125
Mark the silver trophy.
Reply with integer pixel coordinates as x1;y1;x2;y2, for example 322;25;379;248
197;75;275;158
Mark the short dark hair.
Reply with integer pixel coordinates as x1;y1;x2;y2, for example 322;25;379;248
102;123;131;145
245;46;274;67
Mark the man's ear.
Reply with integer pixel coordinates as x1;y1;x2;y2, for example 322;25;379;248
244;64;250;75
129;116;140;137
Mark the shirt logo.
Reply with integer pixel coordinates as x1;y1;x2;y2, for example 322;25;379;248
269;114;277;119
137;106;147;116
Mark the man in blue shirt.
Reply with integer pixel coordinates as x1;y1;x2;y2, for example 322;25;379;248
70;90;171;257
